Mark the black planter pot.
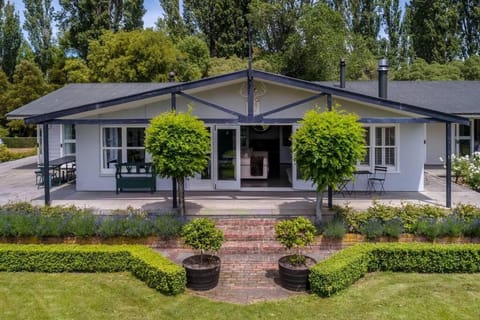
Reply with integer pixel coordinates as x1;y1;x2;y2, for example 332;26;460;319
278;255;316;292
182;254;221;291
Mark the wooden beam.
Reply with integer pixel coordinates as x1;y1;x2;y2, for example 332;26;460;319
446;122;452;208
257;93;325;118
43;123;50;206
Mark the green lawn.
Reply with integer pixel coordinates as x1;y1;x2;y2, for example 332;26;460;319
1;272;479;320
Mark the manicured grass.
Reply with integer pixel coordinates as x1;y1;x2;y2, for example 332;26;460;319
1;272;479;320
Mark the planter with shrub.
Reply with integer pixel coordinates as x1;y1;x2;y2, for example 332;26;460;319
275;217;317;291
181;218;224;291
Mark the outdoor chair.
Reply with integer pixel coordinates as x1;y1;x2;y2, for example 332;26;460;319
367;166;387;194
336;178;351;197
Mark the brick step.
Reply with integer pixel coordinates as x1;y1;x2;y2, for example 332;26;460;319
213;218;284;241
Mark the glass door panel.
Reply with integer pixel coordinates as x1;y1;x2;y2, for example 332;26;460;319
187;126;213;190
214;126;240;190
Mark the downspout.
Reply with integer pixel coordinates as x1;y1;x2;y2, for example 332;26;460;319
169;71;178;209
43;123;50;206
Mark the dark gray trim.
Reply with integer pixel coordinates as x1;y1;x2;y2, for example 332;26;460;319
25;70;248;124
24;68;468;125
252;70;469;125
359;118;438;123
258;93;325;118
446;123;452;208
43;123;50;206
177;92;244;117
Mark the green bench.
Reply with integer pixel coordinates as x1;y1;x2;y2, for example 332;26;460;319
115;163;156;194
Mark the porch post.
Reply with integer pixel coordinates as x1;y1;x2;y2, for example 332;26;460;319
43;123;51;206
169;71;178;209
446;122;452;208
247;26;254;118
327;94;333;209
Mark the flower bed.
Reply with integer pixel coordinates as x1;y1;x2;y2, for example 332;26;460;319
0;244;186;295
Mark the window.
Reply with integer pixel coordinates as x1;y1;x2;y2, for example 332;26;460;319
63;124;76;156
101;126;147;173
360;125;398;170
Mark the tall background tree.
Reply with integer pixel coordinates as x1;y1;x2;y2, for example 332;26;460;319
23;0;55;75
1;1;22;80
57;0;145;58
457;0;480;58
183;0;250;57
407;0;460;63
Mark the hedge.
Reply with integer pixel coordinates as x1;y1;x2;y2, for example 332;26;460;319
310;243;480;297
1;137;37;148
0;244;186;295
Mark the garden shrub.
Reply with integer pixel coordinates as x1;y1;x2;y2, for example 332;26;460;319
359;218;384;240
321;219;347;239
413;218;443;240
440;216;467;237
0;144;36;162
0;202;183;239
0;137;37;148
310;243;480;297
453;203;480;221
383;219;404;238
464;219;480;237
0;244;186;295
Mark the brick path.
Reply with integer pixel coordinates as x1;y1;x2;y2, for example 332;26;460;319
157;218;336;304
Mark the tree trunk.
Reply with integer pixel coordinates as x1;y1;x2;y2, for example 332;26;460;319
178;177;186;216
315;191;323;224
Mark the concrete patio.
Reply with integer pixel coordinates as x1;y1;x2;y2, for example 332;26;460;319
1;156;479;214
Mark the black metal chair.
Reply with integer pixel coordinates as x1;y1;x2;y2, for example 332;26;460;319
367;166;387;194
336;178;351;197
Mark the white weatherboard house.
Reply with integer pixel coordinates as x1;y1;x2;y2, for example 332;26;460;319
7;65;471;207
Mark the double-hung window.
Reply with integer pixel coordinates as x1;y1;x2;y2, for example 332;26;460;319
62;124;76;156
101;126;147;173
359;125;398;170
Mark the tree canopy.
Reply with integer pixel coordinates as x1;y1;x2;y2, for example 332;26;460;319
145;111;210;215
292;107;365;222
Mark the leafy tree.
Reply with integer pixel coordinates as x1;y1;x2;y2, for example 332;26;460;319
23;0;55;74
1;1;22;80
183;0;250;57
249;0;313;54
458;0;480;58
408;0;460;63
145;111;210;216
206;55;273;76
63;58;92;83
284;3;347;80
2;60;52;135
462;55;480;80
394;58;463;80
158;0;185;39
292;107;365;222
175;35;210;80
87;30;180;82
57;0;145;58
379;0;402;68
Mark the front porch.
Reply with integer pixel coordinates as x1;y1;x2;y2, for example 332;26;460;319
31;171;480;215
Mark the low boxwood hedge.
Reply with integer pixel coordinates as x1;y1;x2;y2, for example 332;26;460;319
0;244;186;295
310;243;480;297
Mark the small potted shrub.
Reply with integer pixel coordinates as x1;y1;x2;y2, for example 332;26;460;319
275;217;317;291
181;218;224;291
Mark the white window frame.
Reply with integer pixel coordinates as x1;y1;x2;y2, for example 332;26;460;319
358;124;399;172
100;125;148;174
61;124;76;156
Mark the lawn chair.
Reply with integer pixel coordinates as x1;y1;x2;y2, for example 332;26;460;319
367;166;387;194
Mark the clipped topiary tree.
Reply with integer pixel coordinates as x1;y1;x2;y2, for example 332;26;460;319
292;107;365;223
145;110;210;216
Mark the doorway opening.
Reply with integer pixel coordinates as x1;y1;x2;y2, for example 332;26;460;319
240;125;293;188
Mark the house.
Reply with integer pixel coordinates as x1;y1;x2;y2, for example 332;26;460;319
7;61;469;207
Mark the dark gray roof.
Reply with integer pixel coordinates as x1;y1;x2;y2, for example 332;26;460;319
7;83;174;118
317;81;480;115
